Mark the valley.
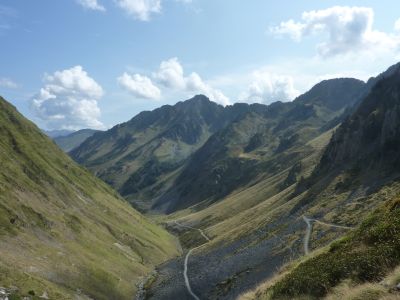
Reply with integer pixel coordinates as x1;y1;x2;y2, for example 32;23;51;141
3;62;400;299
4;2;400;300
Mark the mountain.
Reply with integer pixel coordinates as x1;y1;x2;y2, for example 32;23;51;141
54;129;100;152
72;80;366;212
71;95;256;211
0;96;179;299
43;129;75;138
154;78;366;212
242;64;400;300
293;63;400;212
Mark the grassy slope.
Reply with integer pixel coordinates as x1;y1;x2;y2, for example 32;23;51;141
0;97;180;299
166;128;334;245
243;193;400;300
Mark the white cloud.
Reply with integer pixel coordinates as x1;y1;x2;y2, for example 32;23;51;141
121;57;230;105
154;57;186;89
0;78;18;89
31;66;104;130
153;57;230;105
270;6;400;57
154;57;230;105
115;0;161;21
118;73;161;99
239;72;299;104
186;72;230;105
76;0;105;11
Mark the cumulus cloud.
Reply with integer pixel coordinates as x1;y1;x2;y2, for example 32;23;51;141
31;66;104;130
76;0;105;11
118;73;161;99
270;6;400;57
239;72;299;104
115;0;161;21
154;57;230;105
0;78;18;89
185;72;230;105
153;57;186;89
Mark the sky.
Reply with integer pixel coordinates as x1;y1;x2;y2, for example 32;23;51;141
1;0;400;130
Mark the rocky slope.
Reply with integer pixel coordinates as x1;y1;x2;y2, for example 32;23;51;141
0;96;180;299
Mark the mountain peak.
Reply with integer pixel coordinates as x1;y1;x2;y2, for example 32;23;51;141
188;94;211;102
175;94;217;109
294;77;366;111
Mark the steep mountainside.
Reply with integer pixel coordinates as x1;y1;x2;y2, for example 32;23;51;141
71;95;255;210
72;79;366;212
54;129;99;152
293;64;400;212
0;97;179;299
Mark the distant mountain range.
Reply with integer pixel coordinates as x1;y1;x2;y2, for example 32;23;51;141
43;129;75;138
53;129;100;152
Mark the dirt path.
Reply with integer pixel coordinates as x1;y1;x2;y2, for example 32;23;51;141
302;216;313;255
174;221;210;242
302;216;353;255
174;221;211;300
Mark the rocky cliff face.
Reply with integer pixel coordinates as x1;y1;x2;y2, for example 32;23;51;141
318;66;400;174
291;64;400;213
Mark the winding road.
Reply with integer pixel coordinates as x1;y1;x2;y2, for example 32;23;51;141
174;221;211;300
302;216;353;255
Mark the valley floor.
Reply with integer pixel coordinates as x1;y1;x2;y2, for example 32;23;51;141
146;216;303;300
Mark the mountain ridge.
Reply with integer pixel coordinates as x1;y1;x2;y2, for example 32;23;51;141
72;78;367;213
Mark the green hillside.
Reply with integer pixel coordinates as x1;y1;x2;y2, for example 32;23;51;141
0;96;180;299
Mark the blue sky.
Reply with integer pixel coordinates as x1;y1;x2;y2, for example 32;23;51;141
1;0;400;130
